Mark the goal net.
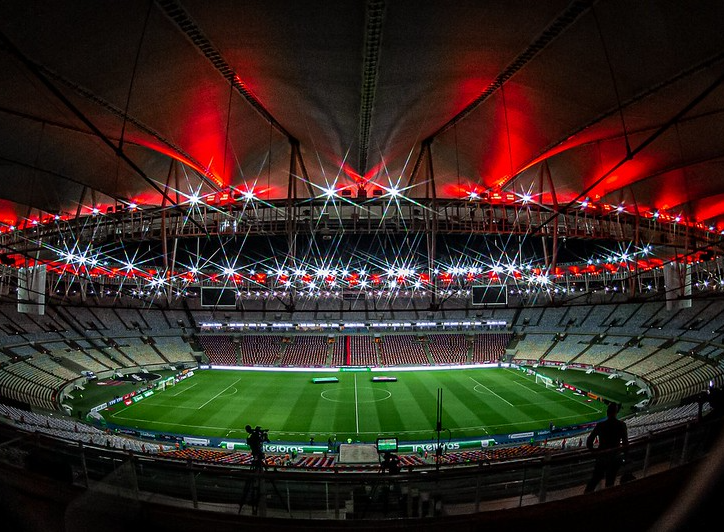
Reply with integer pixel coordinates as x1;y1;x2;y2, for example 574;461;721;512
535;374;556;389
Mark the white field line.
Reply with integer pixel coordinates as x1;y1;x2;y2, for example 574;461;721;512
354;373;360;435
469;376;515;407
198;378;241;409
171;382;198;396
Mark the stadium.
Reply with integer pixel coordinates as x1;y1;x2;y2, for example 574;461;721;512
1;1;724;530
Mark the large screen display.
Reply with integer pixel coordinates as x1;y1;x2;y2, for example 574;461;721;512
200;287;237;308
471;285;508;306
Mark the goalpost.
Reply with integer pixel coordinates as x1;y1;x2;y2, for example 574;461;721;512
535;373;556;389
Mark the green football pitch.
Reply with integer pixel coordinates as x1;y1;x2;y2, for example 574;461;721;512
102;367;609;443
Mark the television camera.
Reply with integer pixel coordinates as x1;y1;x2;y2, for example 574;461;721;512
245;424;270;459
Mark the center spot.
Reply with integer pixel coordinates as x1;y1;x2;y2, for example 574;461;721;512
321;387;392;403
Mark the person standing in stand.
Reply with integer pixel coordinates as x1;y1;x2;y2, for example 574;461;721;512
584;402;628;493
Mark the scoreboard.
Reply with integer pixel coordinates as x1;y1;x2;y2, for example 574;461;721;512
471;285;508;306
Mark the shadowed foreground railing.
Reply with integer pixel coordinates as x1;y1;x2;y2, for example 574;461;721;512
1;416;722;522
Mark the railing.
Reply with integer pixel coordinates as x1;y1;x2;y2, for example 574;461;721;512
2;198;718;251
1;417;721;521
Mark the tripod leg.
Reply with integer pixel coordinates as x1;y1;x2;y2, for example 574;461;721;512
238;474;261;515
238;477;252;514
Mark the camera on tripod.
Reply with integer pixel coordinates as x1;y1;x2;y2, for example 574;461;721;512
245;424;270;457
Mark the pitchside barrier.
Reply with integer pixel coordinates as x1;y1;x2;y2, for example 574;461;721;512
88;363;608;454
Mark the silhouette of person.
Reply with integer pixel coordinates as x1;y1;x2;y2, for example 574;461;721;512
246;424;265;469
381;451;401;474
585;402;628;492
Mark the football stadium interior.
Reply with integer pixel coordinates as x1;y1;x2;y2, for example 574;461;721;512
2;1;724;530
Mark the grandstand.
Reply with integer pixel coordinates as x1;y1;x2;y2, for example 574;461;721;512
2;1;724;530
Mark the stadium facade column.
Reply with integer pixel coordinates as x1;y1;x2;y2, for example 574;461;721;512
424;141;439;309
540;161;559;285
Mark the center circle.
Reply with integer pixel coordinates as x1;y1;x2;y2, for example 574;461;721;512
320;387;392;403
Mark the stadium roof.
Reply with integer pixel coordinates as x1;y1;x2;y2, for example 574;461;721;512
1;0;724;229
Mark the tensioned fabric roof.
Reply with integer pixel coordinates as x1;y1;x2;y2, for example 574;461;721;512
1;0;724;228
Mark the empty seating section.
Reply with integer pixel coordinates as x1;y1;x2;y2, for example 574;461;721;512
603;303;642;329
349;335;378;366
627;349;690;377
329;337;346;366
0;404;172;453
512;333;552;362
605;344;659;371
0;305;48;335
167;309;191;326
61;349;111;373
626;403;705;438
428;334;468;364
153;336;195;364
154;447;427;470
66;306;106;331
281;336;329;366
87;307;123;331
236;335;281;365
699;345;723;361
198;335;237;366
652;362;723;405
626;303;666;332
516;307;544;327
116;337;165;366
574;342;621;366
472;333;512;363
575;304;612;332
39;340;71;352
86;346;123;368
542;335;595;363
379;335;428;365
0;364;56;409
8;359;67;388
2;296;724;421
7;344;39;358
664;302;712;331
539;306;569;328
440;444;546;465
134;309;160;330
28;355;78;382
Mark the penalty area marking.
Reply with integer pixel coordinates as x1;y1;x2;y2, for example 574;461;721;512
171;382;197;396
469;376;515;407
198;379;241;409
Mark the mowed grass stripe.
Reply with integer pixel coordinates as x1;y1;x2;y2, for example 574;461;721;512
437;373;490;434
105;368;609;442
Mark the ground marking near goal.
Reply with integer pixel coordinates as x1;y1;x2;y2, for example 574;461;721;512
469;376;515;407
509;369;604;414
354;373;360;435
171;382;198;397
198;378;241;410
